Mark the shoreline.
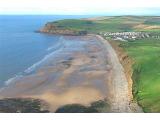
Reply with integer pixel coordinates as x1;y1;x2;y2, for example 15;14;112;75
1;36;65;88
107;38;143;112
97;35;132;112
0;35;112;112
0;34;140;112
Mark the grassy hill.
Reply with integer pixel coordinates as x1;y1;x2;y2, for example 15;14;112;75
50;16;160;33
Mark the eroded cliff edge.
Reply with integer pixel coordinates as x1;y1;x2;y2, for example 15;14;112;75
108;40;143;112
38;22;87;35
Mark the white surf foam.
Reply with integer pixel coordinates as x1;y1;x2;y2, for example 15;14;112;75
47;37;65;51
24;37;65;74
5;74;23;86
4;36;66;86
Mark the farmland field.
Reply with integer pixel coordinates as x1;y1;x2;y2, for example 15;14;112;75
50;16;160;33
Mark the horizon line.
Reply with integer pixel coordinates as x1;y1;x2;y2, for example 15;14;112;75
0;14;160;16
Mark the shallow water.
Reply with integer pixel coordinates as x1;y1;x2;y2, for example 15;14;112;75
0;35;112;112
0;15;94;85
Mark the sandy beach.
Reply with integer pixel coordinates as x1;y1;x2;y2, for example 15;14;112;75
0;35;113;112
0;35;141;112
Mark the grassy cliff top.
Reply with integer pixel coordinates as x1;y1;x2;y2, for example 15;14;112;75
49;16;160;33
119;38;160;112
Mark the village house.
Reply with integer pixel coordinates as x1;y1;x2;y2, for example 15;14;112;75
100;32;151;41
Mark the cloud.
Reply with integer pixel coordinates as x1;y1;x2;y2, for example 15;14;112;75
0;0;160;14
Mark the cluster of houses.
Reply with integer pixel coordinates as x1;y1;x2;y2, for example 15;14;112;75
99;32;151;41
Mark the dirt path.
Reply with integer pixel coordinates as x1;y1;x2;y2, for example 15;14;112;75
97;35;142;112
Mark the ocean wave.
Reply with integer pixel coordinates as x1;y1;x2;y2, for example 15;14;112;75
4;36;66;86
24;36;65;74
5;74;23;86
47;37;64;51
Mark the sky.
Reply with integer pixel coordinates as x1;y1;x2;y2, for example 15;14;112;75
0;0;160;15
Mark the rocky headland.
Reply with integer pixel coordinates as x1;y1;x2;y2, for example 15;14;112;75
38;22;87;35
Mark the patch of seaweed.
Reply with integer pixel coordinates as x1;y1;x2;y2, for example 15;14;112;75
55;100;110;113
0;98;49;113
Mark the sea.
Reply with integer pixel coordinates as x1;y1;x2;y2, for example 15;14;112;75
0;15;95;86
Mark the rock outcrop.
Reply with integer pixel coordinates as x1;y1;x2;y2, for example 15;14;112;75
0;98;49;113
38;23;87;36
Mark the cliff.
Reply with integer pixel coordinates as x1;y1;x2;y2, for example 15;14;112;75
108;40;143;112
39;23;87;36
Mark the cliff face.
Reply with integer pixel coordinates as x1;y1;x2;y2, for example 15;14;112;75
108;40;133;100
39;23;87;36
108;40;143;112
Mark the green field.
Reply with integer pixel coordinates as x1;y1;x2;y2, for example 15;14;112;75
119;38;160;112
50;16;160;112
50;16;160;33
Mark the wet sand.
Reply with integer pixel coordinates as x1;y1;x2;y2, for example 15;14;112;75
0;35;112;112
